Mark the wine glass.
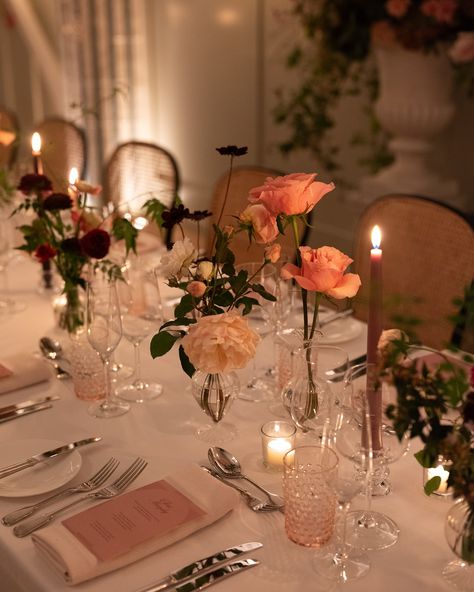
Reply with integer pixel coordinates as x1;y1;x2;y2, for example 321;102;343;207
86;274;130;418
235;262;279;402
116;264;164;402
312;459;371;583
335;362;409;550
0;217;26;316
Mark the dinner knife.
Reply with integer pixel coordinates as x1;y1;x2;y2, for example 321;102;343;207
134;542;262;592
136;558;260;592
0;395;61;418
0;402;53;424
0;437;102;480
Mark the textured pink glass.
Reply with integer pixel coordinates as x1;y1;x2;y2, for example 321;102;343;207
283;445;338;547
67;332;106;401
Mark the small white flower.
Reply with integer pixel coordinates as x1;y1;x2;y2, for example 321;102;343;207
158;237;197;279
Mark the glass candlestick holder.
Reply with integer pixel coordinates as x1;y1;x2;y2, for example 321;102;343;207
261;420;296;470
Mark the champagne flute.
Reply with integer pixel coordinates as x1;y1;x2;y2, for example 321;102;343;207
117;264;164;402
86;275;130;418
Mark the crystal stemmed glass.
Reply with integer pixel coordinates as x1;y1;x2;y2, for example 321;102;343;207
116;265;164;403
235;262;279;402
86;275;130;418
312;460;371;583
335;362;409;550
0;217;26;316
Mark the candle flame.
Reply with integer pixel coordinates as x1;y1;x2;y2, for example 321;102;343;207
371;225;382;249
31;132;41;154
69;167;79;185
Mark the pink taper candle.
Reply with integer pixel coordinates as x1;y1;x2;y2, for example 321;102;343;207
365;225;383;451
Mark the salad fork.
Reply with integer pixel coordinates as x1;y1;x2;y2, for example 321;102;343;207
2;457;120;526
14;457;148;537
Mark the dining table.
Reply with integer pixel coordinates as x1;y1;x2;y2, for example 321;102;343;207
0;254;459;592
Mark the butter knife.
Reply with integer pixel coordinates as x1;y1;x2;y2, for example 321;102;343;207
136;557;260;592
0;402;53;424
0;395;61;418
0;437;102;479
134;542;262;592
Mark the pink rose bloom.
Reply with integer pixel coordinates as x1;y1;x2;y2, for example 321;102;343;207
187;280;207;298
264;243;281;263
239;204;279;244
449;32;474;64
281;246;361;299
249;173;335;217
386;0;410;18
421;0;457;25
182;312;260;373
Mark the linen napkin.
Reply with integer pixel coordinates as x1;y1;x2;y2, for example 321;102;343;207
31;463;240;585
0;354;52;395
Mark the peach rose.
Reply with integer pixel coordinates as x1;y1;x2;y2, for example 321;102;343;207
75;180;102;195
264;243;281;263
239;203;279;244
281;246;361;299
197;260;214;280
187;280;207;298
182;312;260;373
378;329;407;365
249;172;335;217
449;32;474;64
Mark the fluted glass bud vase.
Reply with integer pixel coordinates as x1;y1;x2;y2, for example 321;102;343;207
191;371;239;443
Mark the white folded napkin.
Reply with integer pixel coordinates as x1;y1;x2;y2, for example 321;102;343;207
32;463;240;585
0;354;52;395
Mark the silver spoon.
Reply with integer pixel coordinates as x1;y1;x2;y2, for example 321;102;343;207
39;337;71;378
208;447;285;509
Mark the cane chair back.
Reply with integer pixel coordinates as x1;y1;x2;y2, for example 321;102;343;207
353;194;474;350
36;118;87;192
0;107;19;170
206;166;311;265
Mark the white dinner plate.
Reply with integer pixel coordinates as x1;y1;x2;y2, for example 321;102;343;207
0;438;82;498
318;317;363;344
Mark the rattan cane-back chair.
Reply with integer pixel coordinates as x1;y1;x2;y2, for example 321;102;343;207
353;194;474;350
36;118;87;192
205;166;311;265
0;107;19;170
103;141;180;212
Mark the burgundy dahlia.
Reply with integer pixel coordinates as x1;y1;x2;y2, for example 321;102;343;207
34;244;56;263
43;193;72;211
80;228;111;259
216;145;248;157
17;174;52;195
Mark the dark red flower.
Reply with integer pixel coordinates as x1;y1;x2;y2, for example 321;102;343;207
80;228;111;259
188;209;212;221
216;145;248;157
17;174;52;195
34;244;56;263
43;193;72;211
162;204;190;229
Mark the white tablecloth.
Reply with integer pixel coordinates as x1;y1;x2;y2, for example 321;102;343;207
0;258;456;592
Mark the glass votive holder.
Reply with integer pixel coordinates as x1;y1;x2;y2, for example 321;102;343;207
423;455;452;497
261;420;297;470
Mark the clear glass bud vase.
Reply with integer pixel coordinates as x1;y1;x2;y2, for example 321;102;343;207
443;497;474;591
190;371;239;443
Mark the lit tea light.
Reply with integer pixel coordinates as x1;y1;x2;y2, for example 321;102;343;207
261;420;296;470
426;460;451;496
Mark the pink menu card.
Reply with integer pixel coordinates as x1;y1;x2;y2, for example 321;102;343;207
62;480;207;562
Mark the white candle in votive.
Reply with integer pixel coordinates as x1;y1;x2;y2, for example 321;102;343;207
427;464;450;493
266;438;293;467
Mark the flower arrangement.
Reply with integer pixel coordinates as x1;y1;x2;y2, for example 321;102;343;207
148;146;361;423
379;330;474;561
275;0;474;175
14;172;137;332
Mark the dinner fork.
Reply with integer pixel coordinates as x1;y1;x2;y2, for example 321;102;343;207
2;457;120;526
14;457;148;538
